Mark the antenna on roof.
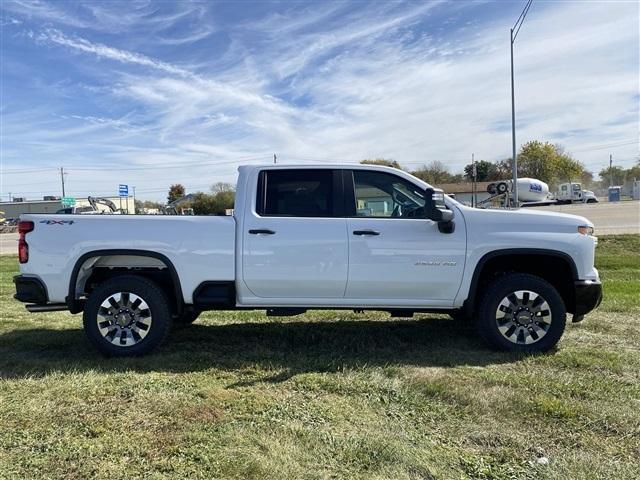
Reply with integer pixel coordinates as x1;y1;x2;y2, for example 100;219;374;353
273;153;277;164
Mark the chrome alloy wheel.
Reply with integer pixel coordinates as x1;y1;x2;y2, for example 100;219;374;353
96;292;152;347
495;290;552;345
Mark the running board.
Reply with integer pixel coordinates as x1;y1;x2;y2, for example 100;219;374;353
25;303;68;313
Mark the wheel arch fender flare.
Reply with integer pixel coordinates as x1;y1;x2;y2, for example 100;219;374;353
67;249;184;314
462;248;579;316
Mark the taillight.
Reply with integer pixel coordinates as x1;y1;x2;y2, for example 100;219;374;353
18;220;34;264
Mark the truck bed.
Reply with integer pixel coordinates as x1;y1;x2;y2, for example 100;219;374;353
20;214;236;304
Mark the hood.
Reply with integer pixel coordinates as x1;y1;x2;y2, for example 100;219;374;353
460;205;594;234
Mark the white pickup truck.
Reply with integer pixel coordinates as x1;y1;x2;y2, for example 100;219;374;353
14;164;602;356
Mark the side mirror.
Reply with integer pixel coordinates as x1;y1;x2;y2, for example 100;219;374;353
425;188;455;233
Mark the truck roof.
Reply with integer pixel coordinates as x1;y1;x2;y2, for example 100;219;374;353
237;163;409;174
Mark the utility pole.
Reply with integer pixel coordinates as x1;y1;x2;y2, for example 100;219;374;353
273;153;277;164
510;0;533;208
609;154;613;187
132;186;136;214
60;167;66;197
510;28;517;208
472;153;477;207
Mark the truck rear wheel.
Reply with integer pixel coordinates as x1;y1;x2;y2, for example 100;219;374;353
477;273;566;352
83;275;172;356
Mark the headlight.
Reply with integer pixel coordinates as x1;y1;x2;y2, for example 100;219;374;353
578;225;594;236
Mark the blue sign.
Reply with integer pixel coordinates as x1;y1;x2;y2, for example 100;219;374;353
118;184;129;197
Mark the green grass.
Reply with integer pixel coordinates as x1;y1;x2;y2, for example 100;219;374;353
1;235;639;479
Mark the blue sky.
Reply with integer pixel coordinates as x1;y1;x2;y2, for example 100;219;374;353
1;0;638;201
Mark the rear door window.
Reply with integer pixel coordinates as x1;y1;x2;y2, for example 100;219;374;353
258;169;334;217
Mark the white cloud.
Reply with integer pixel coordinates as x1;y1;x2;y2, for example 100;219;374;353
41;29;191;77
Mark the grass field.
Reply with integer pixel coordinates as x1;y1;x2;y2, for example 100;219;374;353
1;235;638;479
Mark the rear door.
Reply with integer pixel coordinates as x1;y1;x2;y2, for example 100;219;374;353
242;168;349;299
344;169;466;305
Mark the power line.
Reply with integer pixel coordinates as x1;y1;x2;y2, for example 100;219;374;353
512;0;533;41
1;167;59;175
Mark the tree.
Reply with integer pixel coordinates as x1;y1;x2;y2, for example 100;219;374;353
517;141;584;185
463;160;499;181
143;200;164;210
580;170;594;188
411;161;456;185
598;166;626;187
494;159;513;180
167;184;185;203
190;193;217;215
190;190;235;215
625;164;640;181
214;190;235;213
210;182;235;194
360;159;403;169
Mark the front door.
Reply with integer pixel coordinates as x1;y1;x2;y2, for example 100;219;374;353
242;168;348;299
344;169;466;305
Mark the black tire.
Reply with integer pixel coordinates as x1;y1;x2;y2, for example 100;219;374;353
174;310;200;325
476;273;566;352
496;182;508;194
83;275;173;356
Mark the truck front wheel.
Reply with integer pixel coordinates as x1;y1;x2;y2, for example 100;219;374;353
83;275;173;356
477;273;566;352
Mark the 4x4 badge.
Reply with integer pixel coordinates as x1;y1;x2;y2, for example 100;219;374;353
39;220;75;225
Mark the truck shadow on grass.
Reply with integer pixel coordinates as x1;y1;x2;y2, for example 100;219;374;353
0;316;535;380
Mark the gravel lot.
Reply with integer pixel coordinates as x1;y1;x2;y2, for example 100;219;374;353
535;201;639;235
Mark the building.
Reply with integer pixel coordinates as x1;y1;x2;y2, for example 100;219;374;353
437;181;493;205
0;196;135;219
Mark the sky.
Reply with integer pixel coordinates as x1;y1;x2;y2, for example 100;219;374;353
1;0;638;202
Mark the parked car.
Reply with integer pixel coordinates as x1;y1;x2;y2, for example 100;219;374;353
14;164;602;356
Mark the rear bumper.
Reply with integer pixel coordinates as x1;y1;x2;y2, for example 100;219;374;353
573;279;602;317
14;275;48;304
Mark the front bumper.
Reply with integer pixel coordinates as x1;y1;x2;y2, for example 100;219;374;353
13;275;48;304
572;279;602;318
